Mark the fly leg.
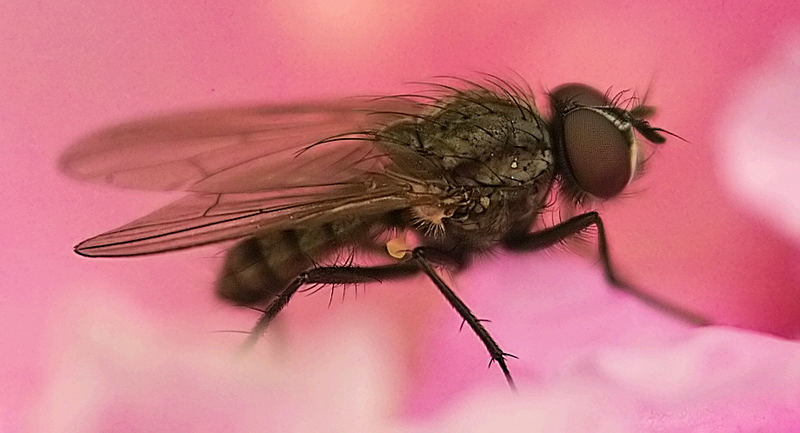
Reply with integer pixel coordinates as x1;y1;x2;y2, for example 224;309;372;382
243;247;517;389
242;261;419;349
412;248;517;390
502;211;711;325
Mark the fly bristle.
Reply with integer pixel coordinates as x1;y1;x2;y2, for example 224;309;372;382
411;214;446;239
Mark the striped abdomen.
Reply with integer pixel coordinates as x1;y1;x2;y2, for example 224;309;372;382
216;218;371;305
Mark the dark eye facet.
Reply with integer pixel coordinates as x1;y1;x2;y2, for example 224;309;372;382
550;83;636;199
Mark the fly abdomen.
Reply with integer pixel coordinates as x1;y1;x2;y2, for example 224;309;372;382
216;218;369;305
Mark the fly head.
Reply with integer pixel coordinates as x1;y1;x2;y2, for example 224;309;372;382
548;83;680;201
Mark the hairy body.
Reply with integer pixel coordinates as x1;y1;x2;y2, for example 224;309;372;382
61;76;707;388
219;88;556;305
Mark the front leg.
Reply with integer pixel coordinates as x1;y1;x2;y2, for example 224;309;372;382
503;211;710;325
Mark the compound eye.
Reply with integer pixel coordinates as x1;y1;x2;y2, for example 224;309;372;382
551;83;635;199
562;109;633;198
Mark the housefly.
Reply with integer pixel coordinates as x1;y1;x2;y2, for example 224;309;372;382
60;75;709;389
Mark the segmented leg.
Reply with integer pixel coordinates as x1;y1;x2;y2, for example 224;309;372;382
503;211;710;325
242;248;517;389
413;249;517;390
242;261;418;349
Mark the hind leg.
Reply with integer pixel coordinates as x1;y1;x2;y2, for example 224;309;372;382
243;260;420;348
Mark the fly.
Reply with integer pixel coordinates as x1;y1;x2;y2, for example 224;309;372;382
60;75;709;389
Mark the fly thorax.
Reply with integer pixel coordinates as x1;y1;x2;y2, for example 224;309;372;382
429;187;528;247
470;148;555;186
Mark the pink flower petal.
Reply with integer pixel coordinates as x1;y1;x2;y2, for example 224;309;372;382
33;296;400;433
407;328;800;433
719;34;800;243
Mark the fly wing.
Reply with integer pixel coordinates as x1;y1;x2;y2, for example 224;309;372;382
74;181;436;257
62;96;445;256
59;97;427;193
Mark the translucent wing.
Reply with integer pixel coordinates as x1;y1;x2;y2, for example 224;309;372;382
74;182;437;257
59;98;425;193
64;97;441;256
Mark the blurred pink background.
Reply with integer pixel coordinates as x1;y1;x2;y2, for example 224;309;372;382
3;1;800;431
